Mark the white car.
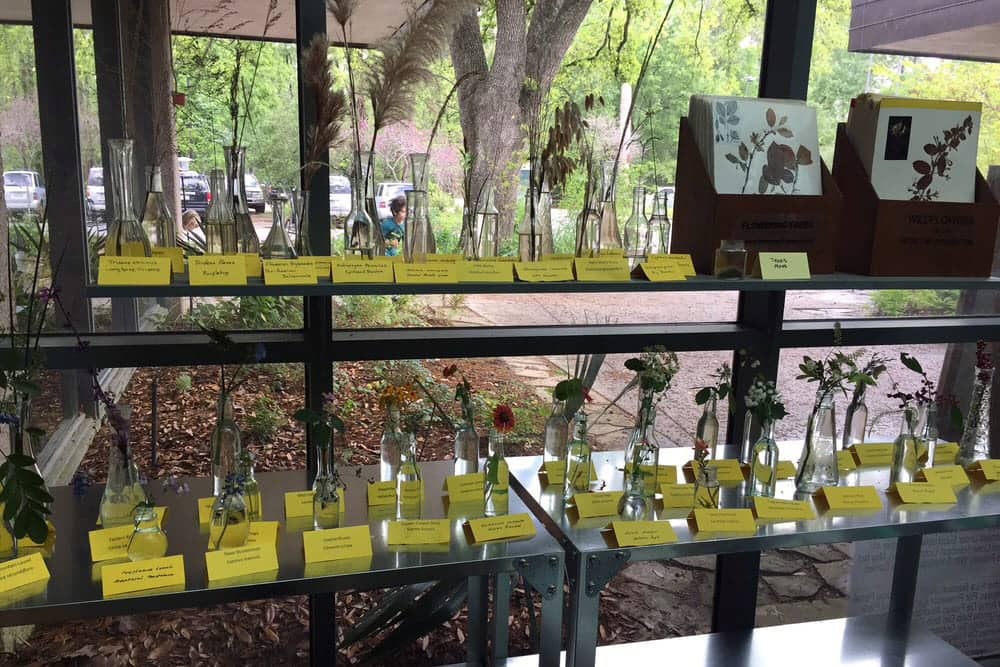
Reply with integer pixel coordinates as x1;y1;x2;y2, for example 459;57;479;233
86;166;105;213
244;173;265;213
375;181;413;220
329;174;351;217
4;170;45;213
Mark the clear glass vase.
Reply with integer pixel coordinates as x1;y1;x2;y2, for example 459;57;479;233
694;464;720;509
209;486;250;550
623;186;649;266
543;399;569;463
748;420;779;497
99;404;149;527
261;192;296;259
538;178;554;256
475;180;500;259
459;206;477;260
347;152;378;258
796;389;838;493
595;160;623;254
517;185;542;262
380;405;403;482
106;139;151;257
892;407;919;485
483;430;509;517
239;446;261;520
738;411;755;464
564;410;591;500
959;366;993;466
622;388;659;499
127;505;167;561
204;168;239;254
842;383;868;449
292;189;314;257
714;240;747;279
227;146;260;255
313;443;341;529
140;166;177;249
396;433;422;519
404;190;432;263
918;403;938;471
574;194;599;258
697;397;720;460
210;394;242;496
648;189;671;254
453;398;479;475
362;151;387;256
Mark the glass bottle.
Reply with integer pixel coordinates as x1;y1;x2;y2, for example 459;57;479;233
292;189;314;257
210;394;242;496
693;464;720;509
204;168;238;254
564;410;591;500
918;403;938;471
105;139;152;257
543;399;569;463
404;190;431;263
453;397;479;475
517;186;542;262
0;518;16;560
261;192;296;259
594;160;623;253
959;365;994;466
796;390;839;493
476;180;500;259
622;388;659;499
483;429;509;517
696;397;720;460
623;186;649;266
739;411;755;464
574;192;599;258
361;151;387;256
140;166;176;248
842;382;869;450
648;190;671;254
347;151;377;258
892;406;919;485
99;404;149;527
313;442;341;529
714;240;747;279
239;446;261;520
227;146;260;255
380;405;403;482
396;433;422;519
459;206;477;260
747;420;779;497
209;482;250;550
127;505;167;561
538;177;555;256
406;152;435;254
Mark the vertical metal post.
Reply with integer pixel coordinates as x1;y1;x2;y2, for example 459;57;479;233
31;0;94;420
565;551;600;667
490;573;512;660
757;0;817;101
889;534;923;620
466;575;489;665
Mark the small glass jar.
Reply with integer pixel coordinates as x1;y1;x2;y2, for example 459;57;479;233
209;490;250;550
127;506;168;561
714;240;747;279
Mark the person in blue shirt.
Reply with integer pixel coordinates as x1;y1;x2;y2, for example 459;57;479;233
381;195;406;256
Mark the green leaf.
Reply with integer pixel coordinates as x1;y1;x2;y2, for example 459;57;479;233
13;466;44;487
900;353;923;375
6;453;35;467
694;387;712;405
2;498;15;522
330;415;345;433
12;380;41;398
26;513;48;544
950;404;964;432
23;484;53;504
624;358;645;373
293;408;322;424
12;508;29;540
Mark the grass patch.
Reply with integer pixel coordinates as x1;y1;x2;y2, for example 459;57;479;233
869;290;959;317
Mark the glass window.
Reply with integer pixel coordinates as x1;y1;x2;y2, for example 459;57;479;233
4;172;31;186
86;168;103;186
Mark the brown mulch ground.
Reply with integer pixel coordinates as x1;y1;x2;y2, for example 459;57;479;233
3;357;551;667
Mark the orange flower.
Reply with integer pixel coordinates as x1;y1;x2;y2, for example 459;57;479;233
492;404;515;433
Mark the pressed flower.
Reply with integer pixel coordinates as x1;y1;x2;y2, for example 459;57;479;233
492;404;515;433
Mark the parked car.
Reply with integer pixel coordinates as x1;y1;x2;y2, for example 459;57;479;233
180;171;211;216
3;170;45;213
244;172;265;213
329;174;351;217
86;166;105;213
374;181;413;220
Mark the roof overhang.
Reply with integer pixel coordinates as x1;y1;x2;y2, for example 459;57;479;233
850;0;1000;62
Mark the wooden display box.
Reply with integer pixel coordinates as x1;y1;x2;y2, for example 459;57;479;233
671;116;841;275
832;123;1000;276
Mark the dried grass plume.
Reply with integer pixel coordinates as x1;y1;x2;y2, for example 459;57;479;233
301;34;347;185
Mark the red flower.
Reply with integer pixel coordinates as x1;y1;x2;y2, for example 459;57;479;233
443;364;459;378
693;438;709;452
492;404;515;433
582;386;593;403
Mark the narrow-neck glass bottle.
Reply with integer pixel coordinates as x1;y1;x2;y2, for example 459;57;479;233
543;399;569;463
209;480;249;550
140;166;176;248
404;189;432;263
694;463;720;509
261;192;296;259
748;420;779;497
459;205;476;260
648;190;671;254
483;429;509;517
538;178;554;256
239;446;260;520
595;160;622;253
892;406;919;485
739;410;755;464
347;151;376;258
575;192;600;258
959;366;994;466
380;405;403;482
697;397;720;460
106;139;152;257
517;186;542;262
292;189;314;257
204;169;238;254
796;390;839;492
564;411;591;500
623;186;649;265
127;506;167;561
407;153;436;254
453;398;479;475
397;433;423;519
918;403;938;470
227;146;260;254
476;180;500;258
210;395;242;496
842;383;869;449
623;388;658;499
99;404;148;527
361;151;386;256
313;442;341;529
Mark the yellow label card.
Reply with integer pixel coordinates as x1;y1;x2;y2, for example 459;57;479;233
445;473;485;503
387;519;450;545
890;482;957;505
645;253;697;276
312;256;333;278
574;257;630;281
933;442;959;466
332;259;394;283
594;248;625;258
102;554;185;597
457;260;514;283
625;463;678;486
205;543;279;582
837;450;858;470
970;459;1000;481
89;524;135;562
188;255;247;286
541;253;575;261
638;263;687;281
424;254;463;264
398;480;424;506
367;481;397;506
918;465;969;488
689;508;756;533
852;443;895;466
197;496;215;525
285;490;316;518
757;252;811;280
815;486;882;511
541;460;597;486
752;497;817;521
98;256;171;286
514;261;574;282
394;263;459;284
151;247;184;273
467;513;536;543
247;521;279;546
775;461;797;479
573;491;622;518
659;483;696;508
242;253;263;278
96;507;167;527
303;525;373;563
0;552;49;594
710;459;745;483
610;520;677;547
263;259;318;285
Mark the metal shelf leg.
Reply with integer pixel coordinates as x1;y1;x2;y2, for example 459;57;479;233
309;592;336;666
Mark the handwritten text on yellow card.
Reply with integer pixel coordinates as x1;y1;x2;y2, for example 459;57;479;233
263;259;318;285
303;525;373;563
638;263;686;281
333;260;394;283
919;465;969;488
645;253;696;276
514;261;574;282
610;520;677;547
387;519;450;545
285;490;316;519
0;553;49;594
574;257;630;282
816;486;882;511
853;443;895;466
659;483;696;508
398;480;424;505
457;260;514;283
467;514;536;543
205;543;279;582
89;524;135;562
690;508;756;533
445;473;485;503
932;443;959;466
98;256;171;286
367;481;397;506
188;255;247;286
394;263;458;284
891;482;957;505
758;252;810;280
752;497;816;521
101;554;185;597
573;491;622;518
151;247;184;273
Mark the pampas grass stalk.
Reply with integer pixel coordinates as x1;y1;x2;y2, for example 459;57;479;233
301;35;348;186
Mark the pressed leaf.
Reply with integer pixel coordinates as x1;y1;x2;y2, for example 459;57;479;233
738;143;749;161
778;115;787;126
916;173;933;190
781;168;795;184
796;145;813;166
912;160;931;175
766;108;776;127
923;143;939;155
776;127;793;138
758;174;769;194
725;153;740;164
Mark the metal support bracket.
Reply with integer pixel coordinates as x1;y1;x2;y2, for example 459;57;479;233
514;554;563;600
584;550;630;597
